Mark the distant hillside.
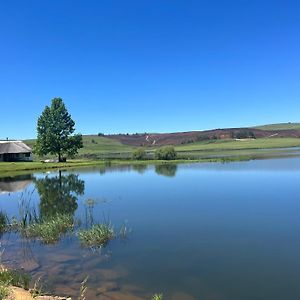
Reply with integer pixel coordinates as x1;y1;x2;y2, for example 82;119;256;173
24;135;134;159
107;126;300;147
25;135;132;151
23;123;300;159
253;123;300;131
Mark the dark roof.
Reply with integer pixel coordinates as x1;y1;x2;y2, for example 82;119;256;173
0;141;32;154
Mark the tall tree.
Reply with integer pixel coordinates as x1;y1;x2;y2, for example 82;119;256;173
35;98;83;161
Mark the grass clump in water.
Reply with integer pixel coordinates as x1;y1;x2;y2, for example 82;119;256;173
0;212;8;233
78;224;114;248
152;294;163;300
23;214;74;244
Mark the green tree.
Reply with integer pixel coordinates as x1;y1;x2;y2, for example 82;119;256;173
132;147;147;160
155;146;177;160
35;98;83;162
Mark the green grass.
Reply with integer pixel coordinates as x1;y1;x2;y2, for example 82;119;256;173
2;137;300;176
0;269;30;290
175;138;300;151
78;224;115;248
0;285;8;300
0;160;107;175
172;138;300;161
152;294;163;300
23;214;74;244
25;135;134;160
0;267;31;299
253;122;300;131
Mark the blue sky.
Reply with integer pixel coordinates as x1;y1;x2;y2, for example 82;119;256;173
1;0;300;139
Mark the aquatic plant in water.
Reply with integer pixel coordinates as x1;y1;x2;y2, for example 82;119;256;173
0;212;7;233
152;294;163;300
23;214;74;244
78;276;88;300
78;224;115;248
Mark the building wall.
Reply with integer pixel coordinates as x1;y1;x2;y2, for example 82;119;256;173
0;152;33;162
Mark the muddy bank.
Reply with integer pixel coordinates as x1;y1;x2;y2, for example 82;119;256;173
7;286;71;300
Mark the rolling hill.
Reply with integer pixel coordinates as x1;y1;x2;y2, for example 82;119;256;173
23;123;300;160
253;122;300;131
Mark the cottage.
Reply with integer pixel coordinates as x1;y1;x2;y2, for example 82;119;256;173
0;140;33;162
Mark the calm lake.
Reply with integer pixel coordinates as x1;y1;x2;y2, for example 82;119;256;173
1;158;300;300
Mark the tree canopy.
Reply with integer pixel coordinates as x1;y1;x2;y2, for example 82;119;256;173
35;98;83;161
155;146;177;160
132;147;147;160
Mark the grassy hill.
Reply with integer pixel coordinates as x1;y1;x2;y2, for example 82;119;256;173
25;135;134;160
175;137;300;151
253;123;300;131
22;123;300;161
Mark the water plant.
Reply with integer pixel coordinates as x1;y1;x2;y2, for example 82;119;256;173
78;223;114;248
0;211;7;233
152;294;163;300
78;276;88;300
23;214;74;244
30;276;43;298
0;267;31;290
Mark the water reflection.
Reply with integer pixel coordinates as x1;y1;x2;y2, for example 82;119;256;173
0;174;33;194
131;164;148;174
34;171;85;219
155;164;177;177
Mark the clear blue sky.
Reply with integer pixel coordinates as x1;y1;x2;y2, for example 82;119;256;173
1;0;299;139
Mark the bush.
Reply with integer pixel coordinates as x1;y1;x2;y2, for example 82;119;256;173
132;148;147;160
155;146;177;160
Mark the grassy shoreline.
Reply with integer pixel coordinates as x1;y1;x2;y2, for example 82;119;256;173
1;141;300;176
0;157;253;177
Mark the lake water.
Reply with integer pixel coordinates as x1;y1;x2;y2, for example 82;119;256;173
1;158;300;299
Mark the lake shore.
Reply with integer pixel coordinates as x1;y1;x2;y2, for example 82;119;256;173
0;157;252;177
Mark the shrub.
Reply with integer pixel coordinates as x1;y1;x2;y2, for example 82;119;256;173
132;148;147;160
155;146;177;160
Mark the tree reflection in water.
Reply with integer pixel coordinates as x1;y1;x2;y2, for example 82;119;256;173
155;164;177;177
34;171;85;219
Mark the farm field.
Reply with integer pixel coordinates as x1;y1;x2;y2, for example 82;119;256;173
175;137;300;151
253;122;300;131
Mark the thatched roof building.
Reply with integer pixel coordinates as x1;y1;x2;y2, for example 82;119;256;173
0;140;32;162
